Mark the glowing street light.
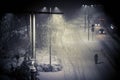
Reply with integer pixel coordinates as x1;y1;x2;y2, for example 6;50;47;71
84;4;90;40
41;6;63;14
41;7;47;12
41;6;63;71
29;6;63;67
83;4;94;41
85;5;87;8
82;5;85;7
91;5;94;7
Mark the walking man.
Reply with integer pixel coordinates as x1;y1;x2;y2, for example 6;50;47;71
94;54;98;64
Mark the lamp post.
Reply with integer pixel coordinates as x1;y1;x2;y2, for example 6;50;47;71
87;6;90;41
42;7;63;71
88;14;90;41
85;9;87;32
87;5;94;41
49;7;52;69
84;5;90;41
84;5;87;32
29;6;63;72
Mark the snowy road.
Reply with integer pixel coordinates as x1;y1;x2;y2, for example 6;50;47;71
36;21;118;80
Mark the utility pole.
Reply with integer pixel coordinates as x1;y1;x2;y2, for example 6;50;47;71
84;11;86;32
88;15;90;41
49;8;52;70
48;7;63;71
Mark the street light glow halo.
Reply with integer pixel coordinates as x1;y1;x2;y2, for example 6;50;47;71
41;6;47;12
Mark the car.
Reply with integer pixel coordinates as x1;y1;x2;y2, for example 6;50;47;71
98;28;106;34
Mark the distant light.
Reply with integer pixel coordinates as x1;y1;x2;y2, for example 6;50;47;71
95;24;97;26
103;31;105;33
91;5;93;7
41;7;47;12
110;25;114;29
99;30;101;34
50;7;52;12
54;7;61;13
85;5;87;8
55;7;58;10
98;24;100;26
82;5;85;7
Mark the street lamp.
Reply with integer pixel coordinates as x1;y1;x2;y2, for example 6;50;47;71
84;5;90;41
41;6;63;71
29;6;63;72
49;7;52;70
49;7;63;71
85;5;94;41
83;4;88;32
83;5;90;40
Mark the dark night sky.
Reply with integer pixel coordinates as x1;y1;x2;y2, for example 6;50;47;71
0;0;120;28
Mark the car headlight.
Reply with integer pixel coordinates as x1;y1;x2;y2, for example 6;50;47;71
103;31;105;33
99;31;101;33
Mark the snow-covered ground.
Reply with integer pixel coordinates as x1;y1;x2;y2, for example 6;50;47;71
36;50;62;72
35;19;118;80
